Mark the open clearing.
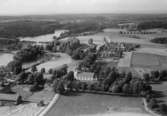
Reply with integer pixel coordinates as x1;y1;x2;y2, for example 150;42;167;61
46;93;149;116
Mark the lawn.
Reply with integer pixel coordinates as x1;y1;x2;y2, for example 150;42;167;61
46;93;147;116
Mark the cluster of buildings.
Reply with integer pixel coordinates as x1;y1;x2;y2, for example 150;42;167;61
97;38;124;58
118;23;138;31
118;23;158;35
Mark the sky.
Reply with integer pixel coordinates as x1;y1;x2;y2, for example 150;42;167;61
0;0;166;15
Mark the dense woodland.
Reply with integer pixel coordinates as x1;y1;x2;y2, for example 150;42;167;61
151;37;167;44
0;20;103;39
0;14;167;39
7;45;44;74
138;21;167;30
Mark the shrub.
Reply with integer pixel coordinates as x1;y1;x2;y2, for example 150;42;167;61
159;104;167;114
159;70;167;81
16;95;23;105
30;83;44;92
148;98;159;109
122;84;131;94
111;84;121;93
143;73;150;83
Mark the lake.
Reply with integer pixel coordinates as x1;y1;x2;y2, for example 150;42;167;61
19;30;68;43
0;53;13;66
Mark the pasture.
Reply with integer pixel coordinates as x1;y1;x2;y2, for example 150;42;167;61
46;94;147;116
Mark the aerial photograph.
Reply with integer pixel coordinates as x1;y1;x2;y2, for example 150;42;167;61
0;0;167;116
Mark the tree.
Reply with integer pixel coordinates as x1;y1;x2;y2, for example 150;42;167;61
31;65;37;72
111;84;121;93
143;73;150;83
151;70;160;81
16;71;28;84
103;71;117;90
56;81;66;94
83;53;97;66
25;73;34;84
148;98;158;109
66;71;75;81
124;72;132;83
102;68;118;91
120;71;126;78
7;60;22;74
34;72;45;86
70;81;80;91
16;95;22;105
40;68;46;74
143;84;152;93
159;70;167;81
104;67;111;77
0;84;13;94
71;48;85;60
88;38;93;45
131;80;144;95
80;82;87;90
48;68;53;74
122;84;131;94
146;94;152;102
14;45;44;63
159;104;167;114
30;82;44;92
37;100;45;107
53;79;60;92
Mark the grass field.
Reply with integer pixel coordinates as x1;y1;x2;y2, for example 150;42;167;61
131;52;167;70
46;94;148;116
131;52;160;68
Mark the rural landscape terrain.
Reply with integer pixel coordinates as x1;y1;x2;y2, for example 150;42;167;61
0;14;167;116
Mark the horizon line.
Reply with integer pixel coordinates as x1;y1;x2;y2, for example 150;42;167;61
1;12;167;17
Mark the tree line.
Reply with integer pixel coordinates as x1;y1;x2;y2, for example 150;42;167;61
7;45;44;74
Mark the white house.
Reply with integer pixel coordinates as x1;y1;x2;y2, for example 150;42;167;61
74;70;97;82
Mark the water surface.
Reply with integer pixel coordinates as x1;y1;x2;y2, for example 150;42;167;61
0;53;13;66
19;30;68;43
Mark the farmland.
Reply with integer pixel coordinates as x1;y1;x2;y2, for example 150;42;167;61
1;14;167;116
46;94;149;116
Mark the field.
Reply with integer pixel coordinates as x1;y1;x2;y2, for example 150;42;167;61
46;94;149;116
118;46;167;77
1;14;167;116
131;52;167;70
131;52;160;68
77;28;167;50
